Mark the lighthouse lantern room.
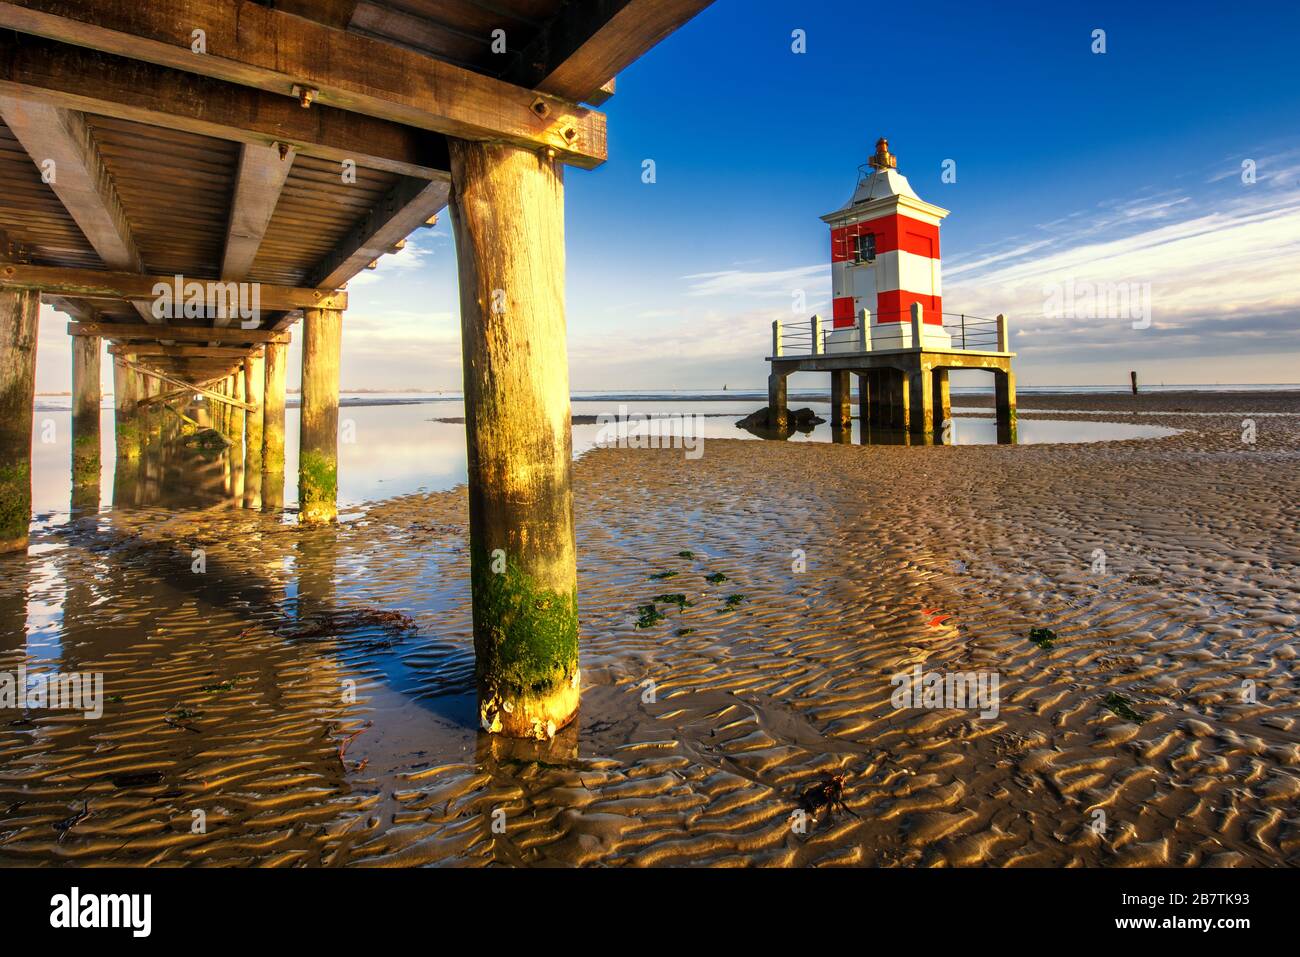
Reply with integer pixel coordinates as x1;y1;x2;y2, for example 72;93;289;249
822;138;951;352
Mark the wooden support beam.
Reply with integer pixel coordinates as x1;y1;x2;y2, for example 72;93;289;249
118;357;256;411
270;0;359;30
244;351;265;472
299;307;341;523
71;333;100;491
0;287;39;552
0;35;449;180
310;177;449;288
222;144;296;281
0;264;347;312
0;0;607;168
0;95;159;325
107;343;261;359
263;339;288;476
450;139;579;740
71;321;289;344
0;96;141;271
504;0;713;105
111;354;141;461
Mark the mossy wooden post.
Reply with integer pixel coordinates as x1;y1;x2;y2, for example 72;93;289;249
299;307;341;523
450;139;579;740
262;340;287;508
263;340;287;473
71;335;101;502
244;352;265;474
995;368;1017;444
0;288;39;554
230;369;246;500
113;356;141;461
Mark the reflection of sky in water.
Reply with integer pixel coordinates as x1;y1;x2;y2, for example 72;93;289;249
28;396;1180;521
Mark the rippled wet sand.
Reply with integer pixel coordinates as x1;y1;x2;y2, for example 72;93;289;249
2;393;1298;866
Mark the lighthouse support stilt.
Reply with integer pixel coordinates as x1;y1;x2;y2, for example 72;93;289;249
995;368;1017;444
767;370;788;432
932;369;951;443
830;371;852;430
908;364;934;439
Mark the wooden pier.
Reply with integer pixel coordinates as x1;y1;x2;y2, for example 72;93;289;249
0;0;714;738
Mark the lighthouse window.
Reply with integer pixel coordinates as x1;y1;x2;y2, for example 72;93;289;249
854;233;876;263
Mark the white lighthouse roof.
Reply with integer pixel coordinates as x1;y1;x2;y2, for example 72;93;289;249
821;138;949;226
847;166;919;204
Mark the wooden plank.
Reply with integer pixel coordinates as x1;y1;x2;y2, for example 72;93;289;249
222;143;296;281
272;0;359;30
107;343;260;359
0;34;449;180
1;264;346;311
504;0;713;104
69;321;290;344
0;0;607;168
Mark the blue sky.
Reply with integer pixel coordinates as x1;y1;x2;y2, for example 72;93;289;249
36;0;1300;392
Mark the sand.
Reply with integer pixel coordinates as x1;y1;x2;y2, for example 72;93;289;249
1;390;1297;866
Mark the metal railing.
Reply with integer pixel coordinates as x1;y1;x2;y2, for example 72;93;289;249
772;307;1009;357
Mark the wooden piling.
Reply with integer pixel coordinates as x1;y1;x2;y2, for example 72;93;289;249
113;356;141;461
299;307;341;523
0;288;39;553
71;335;101;495
243;351;265;474
263;340;287;475
449;138;579;739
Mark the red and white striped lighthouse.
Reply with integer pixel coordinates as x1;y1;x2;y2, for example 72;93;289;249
822;138;951;352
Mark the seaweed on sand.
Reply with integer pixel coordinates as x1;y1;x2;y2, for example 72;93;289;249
635;604;665;629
